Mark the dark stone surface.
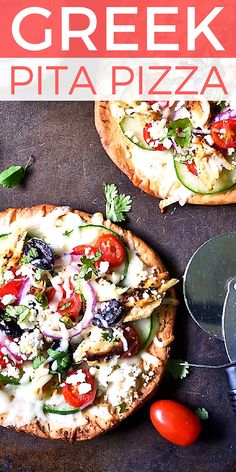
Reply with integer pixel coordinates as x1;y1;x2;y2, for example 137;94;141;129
0;101;235;472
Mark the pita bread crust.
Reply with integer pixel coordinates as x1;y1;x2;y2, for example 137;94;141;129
95;101;236;206
0;204;176;441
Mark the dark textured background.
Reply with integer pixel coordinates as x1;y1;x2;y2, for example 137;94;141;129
0;101;235;472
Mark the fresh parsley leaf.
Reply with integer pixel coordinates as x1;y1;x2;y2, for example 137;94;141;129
0;374;20;385
33;356;44;369
101;332;114;342
195;407;209;420
21;247;39;265
60;316;74;329
59;302;72;311
79;250;102;280
167;359;190;380
64;229;73;237
35;293;48;308
0;233;10;239
167;118;192;149
216;101;227;111
103;183;132;223
47;348;70;376
0;155;34;189
119;402;126;414
5;305;30;324
35;268;46;281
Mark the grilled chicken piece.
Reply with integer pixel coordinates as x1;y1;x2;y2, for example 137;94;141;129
122;274;178;322
0;230;27;270
122;272;169;309
73;328;121;363
193;137;233;191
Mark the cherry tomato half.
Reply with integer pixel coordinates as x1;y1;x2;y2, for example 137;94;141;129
62;369;96;409
57;293;82;321
47;287;56;303
187;160;198;176
210;119;236;149
0;279;25;300
119;325;140;358
95;234;125;268
150;400;202;446
143;123;165;151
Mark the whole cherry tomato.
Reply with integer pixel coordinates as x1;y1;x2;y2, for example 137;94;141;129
143;123;166;151
62;369;96;409
187;160;198;176
57;293;82;321
95;234;125;268
150;400;202;446
211;119;236;149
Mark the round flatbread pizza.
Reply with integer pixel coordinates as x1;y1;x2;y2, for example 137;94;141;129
0;205;177;441
95;100;236;211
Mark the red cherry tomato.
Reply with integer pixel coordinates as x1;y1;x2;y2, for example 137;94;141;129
0;345;9;369
150;400;202;446
211;119;236;149
62;369;96;409
119;325;140;358
95;234;125;268
143;123;165;151
47;287;56;303
72;245;96;257
0;279;25;300
187;160;198;176
57;293;82;321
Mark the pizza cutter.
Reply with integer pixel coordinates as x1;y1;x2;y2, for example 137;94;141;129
183;233;236;414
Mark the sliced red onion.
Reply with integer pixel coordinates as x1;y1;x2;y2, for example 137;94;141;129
211;109;236;124
0;332;24;365
17;277;31;305
42;281;96;340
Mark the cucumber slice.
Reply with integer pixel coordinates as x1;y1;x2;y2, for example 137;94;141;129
43;405;80;415
77;225;129;283
175;160;236;194
134;316;154;350
120;116;154;151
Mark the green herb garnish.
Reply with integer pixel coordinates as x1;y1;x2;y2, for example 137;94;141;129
64;230;73;237
0;155;34;189
103;183;132;223
47;348;70;376
195;407;209;420
59;302;72;311
5;305;30;324
60;316;74;329
35;268;46;281
167;118;192;149
167;359;190;380
119;402;126;414
79;250;102;280
21;247;39;265
101;332;114;342
0;374;20;385
0;233;10;239
35;293;48;308
33;356;45;369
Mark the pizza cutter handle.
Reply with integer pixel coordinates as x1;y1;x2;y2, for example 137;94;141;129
225;365;236;415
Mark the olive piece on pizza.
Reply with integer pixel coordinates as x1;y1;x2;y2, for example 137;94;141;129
23;237;54;270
